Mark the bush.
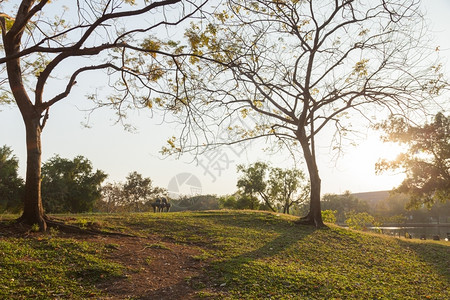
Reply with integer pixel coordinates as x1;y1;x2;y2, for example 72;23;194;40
321;210;337;224
345;211;379;231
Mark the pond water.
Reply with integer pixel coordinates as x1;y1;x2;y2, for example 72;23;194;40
369;225;450;241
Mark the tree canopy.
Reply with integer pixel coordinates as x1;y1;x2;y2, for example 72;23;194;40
321;191;369;224
98;171;167;213
236;162;309;213
376;112;450;208
268;167;310;214
237;162;270;210
41;155;107;213
0;145;24;212
123;171;166;212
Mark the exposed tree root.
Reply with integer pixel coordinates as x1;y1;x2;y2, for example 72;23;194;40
13;216;135;237
294;215;325;228
16;213;47;232
46;219;136;237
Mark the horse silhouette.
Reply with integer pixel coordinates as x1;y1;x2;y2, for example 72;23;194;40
151;197;171;213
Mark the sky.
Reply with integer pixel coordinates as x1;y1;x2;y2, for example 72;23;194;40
1;0;449;199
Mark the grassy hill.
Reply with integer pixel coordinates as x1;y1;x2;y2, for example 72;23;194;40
0;211;449;299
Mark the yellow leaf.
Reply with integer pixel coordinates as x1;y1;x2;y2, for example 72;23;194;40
253;100;263;108
310;88;319;96
141;39;161;58
167;136;176;148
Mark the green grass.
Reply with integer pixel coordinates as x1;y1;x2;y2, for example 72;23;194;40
1;210;449;299
0;235;123;299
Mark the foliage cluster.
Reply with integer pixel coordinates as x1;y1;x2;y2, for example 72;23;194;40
219;194;260;211
345;211;380;231
319;191;369;223
0;150;108;214
41;155;107;213
235;162;310;214
170;194;220;212
0;145;24;213
320;209;337;224
376;113;450;208
97;171;167;213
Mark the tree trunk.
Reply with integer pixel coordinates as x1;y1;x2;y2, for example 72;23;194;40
296;130;324;227
17;116;47;231
3;31;47;229
259;192;276;212
2;2;47;230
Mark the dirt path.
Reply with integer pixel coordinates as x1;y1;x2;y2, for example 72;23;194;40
86;234;212;299
0;222;217;299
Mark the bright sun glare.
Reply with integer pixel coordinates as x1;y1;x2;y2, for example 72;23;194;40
371;140;406;162
326;134;408;193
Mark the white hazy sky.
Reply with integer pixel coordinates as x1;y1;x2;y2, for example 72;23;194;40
1;1;449;198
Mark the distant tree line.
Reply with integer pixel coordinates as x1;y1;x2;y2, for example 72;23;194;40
2;146;448;223
307;191;450;226
219;161;449;226
0;145;23;213
0;145;168;214
95;171;167;213
170;195;220;212
0;145;224;214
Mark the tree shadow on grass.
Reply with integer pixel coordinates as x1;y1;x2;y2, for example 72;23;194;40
190;210;320;258
139;215;322;299
206;215;320;280
396;239;450;283
115;211;322;298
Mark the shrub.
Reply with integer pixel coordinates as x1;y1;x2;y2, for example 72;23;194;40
322;210;337;223
345;211;379;230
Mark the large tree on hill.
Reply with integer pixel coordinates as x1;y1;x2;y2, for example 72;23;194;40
166;0;447;227
0;0;208;230
376;112;450;209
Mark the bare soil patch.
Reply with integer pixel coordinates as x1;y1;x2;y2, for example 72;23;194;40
91;234;209;299
0;222;215;299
